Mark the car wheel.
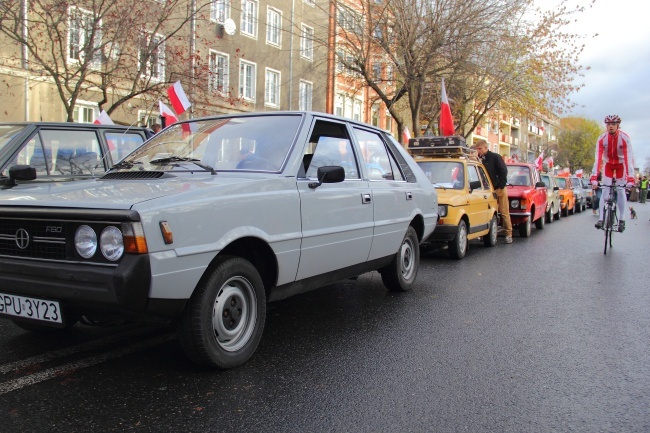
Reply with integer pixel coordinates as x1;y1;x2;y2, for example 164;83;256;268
448;220;468;259
381;226;419;292
546;206;553;224
483;214;498;247
569;201;575;215
555;206;561;220
179;256;266;369
576;200;582;213
518;217;532;238
535;210;545;229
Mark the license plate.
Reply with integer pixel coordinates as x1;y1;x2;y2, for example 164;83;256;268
0;293;62;324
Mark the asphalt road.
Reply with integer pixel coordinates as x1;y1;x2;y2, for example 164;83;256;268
1;203;649;433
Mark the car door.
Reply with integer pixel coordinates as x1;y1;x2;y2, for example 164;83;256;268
466;163;490;233
295;119;373;280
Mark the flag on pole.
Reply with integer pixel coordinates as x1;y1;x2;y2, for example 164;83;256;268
94;110;114;125
575;169;583;178
535;151;544;171
403;126;411;144
159;101;179;125
544;156;554;169
439;78;455;136
167;80;191;115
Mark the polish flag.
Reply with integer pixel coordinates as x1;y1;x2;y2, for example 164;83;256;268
94;110;114;125
535;151;544;171
439;78;455;136
544;156;554;169
575;169;583;178
403;126;411;144
167;80;191;115
159;101;179;125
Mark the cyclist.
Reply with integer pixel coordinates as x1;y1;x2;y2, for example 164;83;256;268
591;115;635;232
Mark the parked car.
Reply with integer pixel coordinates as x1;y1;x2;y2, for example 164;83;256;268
540;173;561;223
409;136;498;259
570;175;588;213
506;162;548;237
0;122;153;185
0;112;438;369
580;176;595;208
554;175;576;217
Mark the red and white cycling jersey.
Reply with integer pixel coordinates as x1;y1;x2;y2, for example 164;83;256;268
590;130;635;183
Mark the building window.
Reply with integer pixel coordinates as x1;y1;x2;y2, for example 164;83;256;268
385;64;393;83
337;6;362;34
371;104;379;127
241;0;258;38
300;24;313;61
265;68;280;107
139;32;165;81
209;51;229;95
72;101;97;123
239;60;257;101
299;80;312;111
353;100;361;121
372;62;381;80
211;0;230;23
138;110;160;127
266;7;282;47
303;0;315;5
68;7;102;66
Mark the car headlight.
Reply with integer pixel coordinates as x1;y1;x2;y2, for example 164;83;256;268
510;199;519;209
75;225;97;258
560;195;564;200
438;204;448;217
100;226;124;261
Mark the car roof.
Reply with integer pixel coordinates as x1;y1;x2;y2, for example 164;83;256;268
0;122;149;131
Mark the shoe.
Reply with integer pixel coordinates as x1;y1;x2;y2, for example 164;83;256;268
504;236;513;244
595;220;603;229
618;221;625;232
592;210;597;215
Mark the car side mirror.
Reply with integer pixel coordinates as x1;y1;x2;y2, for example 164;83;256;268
469;180;481;192
4;165;37;188
535;181;546;188
553;186;559;191
308;165;345;188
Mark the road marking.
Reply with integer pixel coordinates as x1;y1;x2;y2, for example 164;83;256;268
0;334;174;395
0;326;169;374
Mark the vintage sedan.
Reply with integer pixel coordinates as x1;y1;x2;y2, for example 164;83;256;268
554;175;576;217
0;112;438;369
570;175;588;213
0;122;153;185
540;173;561;223
409;136;498;259
506;162;548;237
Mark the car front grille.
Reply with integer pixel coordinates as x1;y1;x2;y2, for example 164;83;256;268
0;219;66;260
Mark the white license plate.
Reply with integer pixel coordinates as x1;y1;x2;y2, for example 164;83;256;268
0;293;62;324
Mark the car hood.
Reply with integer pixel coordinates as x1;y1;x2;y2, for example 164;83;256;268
506;185;537;197
0;174;263;210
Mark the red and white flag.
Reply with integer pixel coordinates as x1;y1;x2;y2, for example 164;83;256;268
167;80;191;115
544;156;554;169
94;110;114;125
159;101;179;125
403;126;411;144
575;169;583;178
439;78;455;136
535;151;544;171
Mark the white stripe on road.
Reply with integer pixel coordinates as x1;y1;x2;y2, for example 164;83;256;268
0;326;169;374
0;334;174;395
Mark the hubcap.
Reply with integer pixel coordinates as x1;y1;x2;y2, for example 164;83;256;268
400;236;416;281
211;276;257;352
459;225;467;252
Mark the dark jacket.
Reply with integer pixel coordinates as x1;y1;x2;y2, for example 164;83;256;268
480;150;508;189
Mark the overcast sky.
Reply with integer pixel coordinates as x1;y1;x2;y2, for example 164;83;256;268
544;0;650;173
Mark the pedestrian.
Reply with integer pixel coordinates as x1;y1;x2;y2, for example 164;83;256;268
628;179;639;202
640;175;648;203
474;139;512;244
590;115;635;232
151;123;162;134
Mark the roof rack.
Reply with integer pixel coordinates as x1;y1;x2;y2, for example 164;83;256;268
407;136;478;159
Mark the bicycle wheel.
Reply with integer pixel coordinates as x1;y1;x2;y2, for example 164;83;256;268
603;206;611;255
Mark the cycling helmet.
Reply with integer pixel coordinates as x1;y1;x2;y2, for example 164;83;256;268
604;114;621;124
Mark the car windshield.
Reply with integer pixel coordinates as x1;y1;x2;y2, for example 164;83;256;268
507;166;531;186
0;124;26;153
555;177;567;189
416;161;464;189
118;115;302;172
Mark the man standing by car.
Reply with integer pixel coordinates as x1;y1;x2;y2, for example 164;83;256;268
475;139;512;244
640;175;648;204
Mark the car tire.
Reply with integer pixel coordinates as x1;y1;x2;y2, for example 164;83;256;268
381;226;419;292
546;206;554;224
555;206;561;221
569;201;575;215
518;217;532;238
483;214;498;247
576;199;582;213
448;220;468;260
535;210;545;229
179;256;266;369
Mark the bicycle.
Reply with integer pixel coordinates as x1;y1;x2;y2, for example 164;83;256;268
600;178;620;255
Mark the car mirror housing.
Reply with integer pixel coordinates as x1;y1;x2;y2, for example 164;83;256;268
554;186;559;191
469;180;481;192
535;181;546;188
3;165;37;188
308;165;345;188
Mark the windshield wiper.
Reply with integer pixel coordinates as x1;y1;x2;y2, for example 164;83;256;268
111;160;142;170
149;156;216;174
431;183;446;190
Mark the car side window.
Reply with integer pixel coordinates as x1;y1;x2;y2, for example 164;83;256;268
352;128;404;181
467;165;482;189
12;134;50;176
35;130;102;176
477;165;491;190
105;132;146;166
304;120;360;180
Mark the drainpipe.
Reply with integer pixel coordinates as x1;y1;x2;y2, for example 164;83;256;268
189;0;196;118
288;0;294;109
21;0;29;121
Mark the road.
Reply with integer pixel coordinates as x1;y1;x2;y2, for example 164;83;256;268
1;204;649;432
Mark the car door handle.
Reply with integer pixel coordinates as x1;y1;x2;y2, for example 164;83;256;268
362;193;372;204
483;195;488;199
405;192;413;200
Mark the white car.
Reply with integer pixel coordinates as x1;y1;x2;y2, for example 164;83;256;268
0;112;438;369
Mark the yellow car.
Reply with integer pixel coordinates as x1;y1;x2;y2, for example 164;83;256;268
408;136;499;259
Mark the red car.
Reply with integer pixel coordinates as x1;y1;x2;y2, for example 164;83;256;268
505;162;548;237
